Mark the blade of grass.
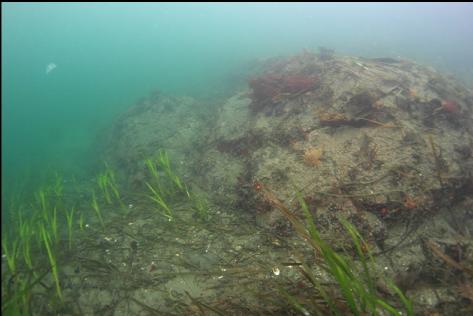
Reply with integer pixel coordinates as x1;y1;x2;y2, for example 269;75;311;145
18;213;34;270
278;288;313;316
51;206;59;245
146;182;173;220
339;217;376;311
1;269;49;312
65;207;75;249
190;192;209;221
1;235;18;275
298;263;341;316
386;279;414;316
185;291;229;316
40;224;63;301
273;189;411;315
78;212;85;231
91;191;105;228
97;173;112;205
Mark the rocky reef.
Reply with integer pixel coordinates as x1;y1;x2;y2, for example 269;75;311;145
103;50;473;314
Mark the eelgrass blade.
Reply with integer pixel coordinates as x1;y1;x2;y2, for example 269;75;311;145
1;269;49;313
53;172;63;198
285;190;409;315
40;225;63;301
278;288;313;316
98;173;112;204
386;279;414;316
156;150;185;192
145;158;160;182
109;181;121;201
145;182;173;220
190;192;209;221
37;189;48;214
51;206;59;245
374;298;403;315
105;163;121;201
1;235;18;274
339;218;374;280
158;150;171;171
339;217;378;312
22;234;33;270
295;192;360;314
184;184;191;199
18;215;34;269
145;158;165;196
298;263;341;316
91;191;105;227
65;207;75;249
330;264;360;315
185;291;229;316
79;212;85;231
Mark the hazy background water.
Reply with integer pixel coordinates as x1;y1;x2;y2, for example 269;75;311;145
2;2;473;199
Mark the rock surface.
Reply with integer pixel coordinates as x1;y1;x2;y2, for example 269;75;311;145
103;50;473;314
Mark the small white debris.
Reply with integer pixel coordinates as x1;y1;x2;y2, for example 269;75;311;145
218;275;224;279
45;62;57;75
272;267;280;276
175;253;180;257
85;224;90;228
128;222;134;226
122;262;127;267
221;268;227;272
354;61;369;70
301;308;311;316
384;266;389;271
128;204;134;209
104;236;112;242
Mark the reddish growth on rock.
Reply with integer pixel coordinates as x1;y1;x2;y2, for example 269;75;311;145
281;74;317;93
249;74;281;105
441;100;459;113
249;73;318;112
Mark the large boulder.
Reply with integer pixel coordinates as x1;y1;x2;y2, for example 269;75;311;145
105;51;473;239
101;50;473;314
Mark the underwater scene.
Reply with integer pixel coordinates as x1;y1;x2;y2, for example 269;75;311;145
2;3;473;315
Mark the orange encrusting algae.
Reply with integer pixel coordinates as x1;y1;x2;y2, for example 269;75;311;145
303;146;324;167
